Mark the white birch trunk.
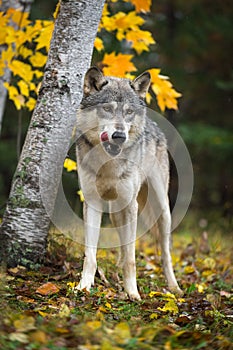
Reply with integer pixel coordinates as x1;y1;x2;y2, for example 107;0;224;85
0;0;105;267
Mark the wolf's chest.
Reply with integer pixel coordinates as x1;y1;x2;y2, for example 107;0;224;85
95;162;122;201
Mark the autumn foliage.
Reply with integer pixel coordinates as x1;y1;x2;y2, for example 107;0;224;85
0;0;181;113
0;7;53;111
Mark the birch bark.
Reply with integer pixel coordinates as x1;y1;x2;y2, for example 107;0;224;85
0;0;105;267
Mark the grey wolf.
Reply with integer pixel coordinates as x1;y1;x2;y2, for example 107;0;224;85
76;67;182;300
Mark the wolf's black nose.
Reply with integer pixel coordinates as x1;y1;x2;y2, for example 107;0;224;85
112;131;126;144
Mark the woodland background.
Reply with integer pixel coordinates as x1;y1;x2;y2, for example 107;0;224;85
0;0;232;226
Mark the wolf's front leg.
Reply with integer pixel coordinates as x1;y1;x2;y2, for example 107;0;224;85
110;200;140;300
78;202;102;291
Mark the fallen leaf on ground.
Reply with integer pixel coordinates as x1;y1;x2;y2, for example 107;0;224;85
14;315;36;332
36;282;60;295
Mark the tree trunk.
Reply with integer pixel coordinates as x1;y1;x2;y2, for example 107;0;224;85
0;0;32;133
0;0;105;267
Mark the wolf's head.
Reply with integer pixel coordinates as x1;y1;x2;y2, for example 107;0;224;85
78;67;151;157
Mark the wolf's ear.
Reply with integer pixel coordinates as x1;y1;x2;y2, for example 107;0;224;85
84;67;107;96
131;71;151;99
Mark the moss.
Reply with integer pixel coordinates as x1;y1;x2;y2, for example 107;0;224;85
9;187;31;208
10;157;33;208
5;241;45;269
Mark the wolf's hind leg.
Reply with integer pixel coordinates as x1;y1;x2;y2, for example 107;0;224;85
78;202;102;291
158;199;183;295
110;201;141;300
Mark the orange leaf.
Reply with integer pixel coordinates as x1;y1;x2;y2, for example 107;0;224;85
102;52;137;77
36;282;60;296
125;0;152;12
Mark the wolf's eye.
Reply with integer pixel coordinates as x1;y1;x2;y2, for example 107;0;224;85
103;105;111;112
126;109;133;115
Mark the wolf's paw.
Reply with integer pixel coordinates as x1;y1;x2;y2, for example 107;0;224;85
77;276;94;292
128;291;141;301
169;285;184;297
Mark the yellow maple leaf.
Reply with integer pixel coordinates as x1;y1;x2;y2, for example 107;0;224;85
94;37;104;51
86;321;102;330
33;70;43;79
98;4;110;31
149;290;164;298
77;190;85;202
102;3;110;17
14;316;36;332
29;52;47;68
11;9;30;28
58;303;70;318
53;2;60;19
25;20;43;40
0;60;4;75
5;26;17;45
64;158;77;172
105;302;112;309
126;28;155;54
0;11;8;28
25;97;36;111
113;322;131;344
102;52;137;77
158;299;179;315
35;21;54;50
146;91;152;104
29;82;37;92
18;46;33;59
148;68;182;112
102;11;144;41
17;80;29;97
124;0;152;13
67;281;76;291
15;31;33;50
1;46;15;64
0;27;7;45
9;60;33;83
4;82;18;98
196;283;207;293
4;82;25;110
14;95;25;110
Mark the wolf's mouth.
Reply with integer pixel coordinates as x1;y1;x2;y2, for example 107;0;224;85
100;131;122;156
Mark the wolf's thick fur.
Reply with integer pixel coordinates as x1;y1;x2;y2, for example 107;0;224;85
76;67;182;299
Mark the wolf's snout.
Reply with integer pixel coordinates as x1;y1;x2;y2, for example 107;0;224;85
112;131;126;144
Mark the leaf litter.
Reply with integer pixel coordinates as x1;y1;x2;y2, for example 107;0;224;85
0;228;233;350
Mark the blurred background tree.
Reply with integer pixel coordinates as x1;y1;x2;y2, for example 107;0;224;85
0;0;232;225
148;0;233;219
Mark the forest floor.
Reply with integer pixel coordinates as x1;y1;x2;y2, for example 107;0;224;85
0;212;232;349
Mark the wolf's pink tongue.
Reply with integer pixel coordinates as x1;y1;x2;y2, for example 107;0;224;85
100;131;109;142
